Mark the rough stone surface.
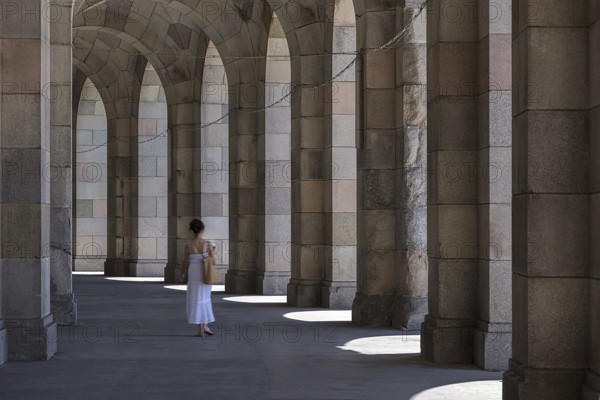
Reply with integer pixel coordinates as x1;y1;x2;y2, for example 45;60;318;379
128;260;168;277
474;324;511;372
50;295;77;326
352;293;395;327
5;317;57;361
0;326;7;365
50;0;77;327
421;316;475;365
225;271;258;294
287;280;323;308
503;360;586;400
392;295;428;331
321;283;356;310
256;271;291;296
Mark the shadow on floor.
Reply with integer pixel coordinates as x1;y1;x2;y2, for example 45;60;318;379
0;275;503;400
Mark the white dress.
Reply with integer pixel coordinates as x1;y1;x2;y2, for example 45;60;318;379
186;252;215;324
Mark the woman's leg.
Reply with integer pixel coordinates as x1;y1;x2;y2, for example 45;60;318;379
196;324;204;336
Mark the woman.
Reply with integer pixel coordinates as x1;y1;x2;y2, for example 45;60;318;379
179;219;217;337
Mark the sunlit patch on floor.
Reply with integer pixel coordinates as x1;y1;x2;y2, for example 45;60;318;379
164;285;186;291
283;310;351;322
337;335;421;355
223;295;287;304
104;277;164;283
409;381;502;400
73;271;104;275
163;284;225;292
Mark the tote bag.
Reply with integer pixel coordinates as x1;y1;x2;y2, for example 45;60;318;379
203;255;220;285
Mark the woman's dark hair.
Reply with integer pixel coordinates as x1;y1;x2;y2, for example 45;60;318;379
189;219;205;235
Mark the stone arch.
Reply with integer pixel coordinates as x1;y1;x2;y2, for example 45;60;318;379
72;0;269;85
73;30;149;275
74;0;274;285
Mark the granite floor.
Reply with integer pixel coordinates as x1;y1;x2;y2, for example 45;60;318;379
0;274;503;399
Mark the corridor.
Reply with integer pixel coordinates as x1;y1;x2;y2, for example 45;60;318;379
0;275;501;400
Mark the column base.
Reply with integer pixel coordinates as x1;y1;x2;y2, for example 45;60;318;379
215;264;228;285
51;294;77;326
287;279;321;307
164;263;179;284
256;271;290;295
73;256;105;272
352;293;394;327
128;260;167;277
503;359;586;400
225;270;257;293
321;282;356;309
583;388;600;400
583;371;600;400
105;259;167;278
474;321;511;371
0;322;7;365
421;314;474;364
104;259;130;276
392;295;428;330
5;315;57;361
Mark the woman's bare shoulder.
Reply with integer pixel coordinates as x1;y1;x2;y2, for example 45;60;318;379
187;239;206;254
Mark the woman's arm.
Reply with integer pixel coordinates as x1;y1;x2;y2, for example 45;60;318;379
207;241;218;264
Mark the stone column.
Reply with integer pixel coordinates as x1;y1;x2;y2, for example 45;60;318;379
503;0;593;398
133;63;168;277
474;0;512;371
587;4;600;396
0;261;4;364
392;3;428;329
50;0;77;325
281;1;358;308
322;0;357;309
422;0;512;369
286;48;330;307
165;100;202;283
421;0;479;363
104;114;140;276
225;69;264;294
161;31;209;285
72;77;108;272
259;14;292;295
103;64;145;276
0;0;57;360
353;5;402;325
422;0;479;361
